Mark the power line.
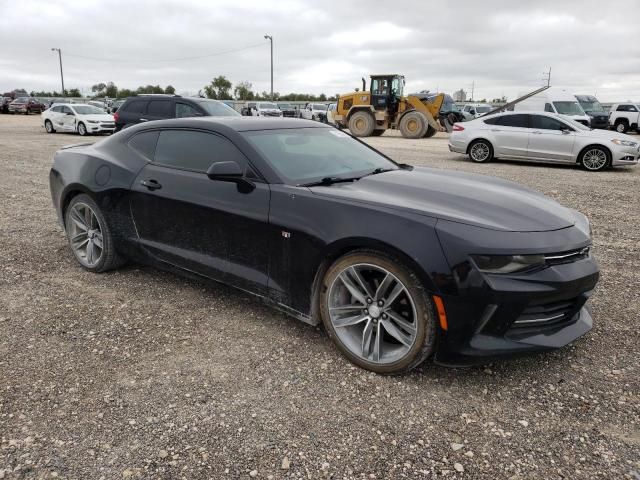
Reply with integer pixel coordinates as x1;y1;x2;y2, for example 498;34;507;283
62;42;266;65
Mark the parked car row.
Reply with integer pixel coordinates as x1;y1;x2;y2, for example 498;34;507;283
240;102;328;122
1;96;47;114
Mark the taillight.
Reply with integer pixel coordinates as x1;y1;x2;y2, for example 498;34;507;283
452;124;465;131
113;112;120;123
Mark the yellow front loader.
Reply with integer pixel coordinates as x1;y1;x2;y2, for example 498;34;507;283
333;74;446;138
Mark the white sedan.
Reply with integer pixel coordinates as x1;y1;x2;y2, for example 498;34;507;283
449;111;639;171
42;103;116;136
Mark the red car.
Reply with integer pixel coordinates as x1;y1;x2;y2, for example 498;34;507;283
8;97;44;114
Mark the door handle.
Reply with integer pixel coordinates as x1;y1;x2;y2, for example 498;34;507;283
141;179;162;191
139;118;148;122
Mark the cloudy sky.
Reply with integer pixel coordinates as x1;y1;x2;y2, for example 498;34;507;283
1;0;639;101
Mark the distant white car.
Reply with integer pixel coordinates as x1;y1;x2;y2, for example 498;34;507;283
42;103;116;136
449;111;639;171
251;102;283;117
326;103;337;125
301;103;328;122
608;103;640;133
460;104;492;120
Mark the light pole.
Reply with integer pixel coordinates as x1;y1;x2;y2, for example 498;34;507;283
264;35;273;100
51;48;65;97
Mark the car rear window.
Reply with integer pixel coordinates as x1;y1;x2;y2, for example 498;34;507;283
124;101;148;114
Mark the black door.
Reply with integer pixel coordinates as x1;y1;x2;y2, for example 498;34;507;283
118;99;149;129
129;129;271;295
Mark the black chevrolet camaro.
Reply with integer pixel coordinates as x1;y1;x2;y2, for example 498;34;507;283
49;117;599;374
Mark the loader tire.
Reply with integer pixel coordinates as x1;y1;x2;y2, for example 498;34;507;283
423;125;437;138
399;111;428;139
348;111;375;137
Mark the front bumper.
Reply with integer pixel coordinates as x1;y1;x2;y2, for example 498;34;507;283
433;221;599;366
611;143;640;166
86;123;116;133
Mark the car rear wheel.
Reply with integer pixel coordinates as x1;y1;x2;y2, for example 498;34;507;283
44;120;55;133
615;121;628;133
348;111;375;137
77;122;88;136
65;194;125;272
320;250;437;374
468;139;494;162
580;146;610;171
399;111;428;139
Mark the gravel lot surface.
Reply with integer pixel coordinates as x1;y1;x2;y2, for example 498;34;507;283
1;115;638;479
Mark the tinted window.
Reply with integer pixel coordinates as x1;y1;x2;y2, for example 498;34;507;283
124;101;148;114
629;105;638;112
129;131;159;160
483;116;499;125
496;114;529;128
176;103;202;118
51;106;63;113
154;130;247;172
544;103;554;113
147;100;172;117
61;106;73;114
530;115;570;131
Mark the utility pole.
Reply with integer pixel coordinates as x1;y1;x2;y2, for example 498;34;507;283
470;80;475;101
543;67;552;87
264;35;273;100
51;48;65;97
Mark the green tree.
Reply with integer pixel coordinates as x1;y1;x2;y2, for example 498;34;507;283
117;88;136;98
91;83;107;95
105;82;118;98
164;85;176;94
67;88;81;97
204;76;232;100
233;81;254;100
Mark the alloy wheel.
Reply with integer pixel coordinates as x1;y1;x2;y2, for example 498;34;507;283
470;142;490;161
582;148;607;171
68;203;104;267
327;263;418;364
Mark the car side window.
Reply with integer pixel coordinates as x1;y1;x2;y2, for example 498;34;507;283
531;115;569;131
483;116;499;125
61;106;72;114
128;131;159;160
175;103;201;118
617;105;629;112
154;130;248;173
51;106;62;113
125;101;148;114
147;100;172;117
496;114;529;128
544;103;554;113
628;105;638;112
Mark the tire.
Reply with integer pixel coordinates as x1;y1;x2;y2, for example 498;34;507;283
370;130;385;136
44;120;55;133
614;121;628;134
348;111;375;137
468;139;494;163
77;122;88;136
423;125;437;138
64;194;125;272
319;250;437;374
399;111;428;139
579;146;610;172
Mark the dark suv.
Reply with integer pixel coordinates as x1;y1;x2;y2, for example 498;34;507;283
114;94;239;131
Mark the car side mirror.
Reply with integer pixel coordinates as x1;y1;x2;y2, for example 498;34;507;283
206;161;255;193
66;112;74;116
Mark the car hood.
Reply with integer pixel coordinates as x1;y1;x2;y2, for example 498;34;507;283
575;128;636;141
79;114;114;121
308;167;577;232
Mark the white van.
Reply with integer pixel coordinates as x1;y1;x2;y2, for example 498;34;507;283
513;88;591;126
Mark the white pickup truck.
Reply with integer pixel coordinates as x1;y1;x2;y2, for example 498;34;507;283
300;103;328;122
608;103;640;133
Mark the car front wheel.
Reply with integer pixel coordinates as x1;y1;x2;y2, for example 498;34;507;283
580;146;610;172
320;250;437;374
44;120;55;133
77;122;88;136
65;194;124;272
468;139;494;163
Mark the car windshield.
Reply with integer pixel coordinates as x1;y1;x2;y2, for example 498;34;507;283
259;103;277;109
242;128;398;185
313;104;327;110
278;103;291;109
476;106;491;113
14;97;28;102
72;105;105;115
553;101;585;116
578;100;604;112
196;100;240;116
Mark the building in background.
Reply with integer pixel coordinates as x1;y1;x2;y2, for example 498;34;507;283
453;89;467;102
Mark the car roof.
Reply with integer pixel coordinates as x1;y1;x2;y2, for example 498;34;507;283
129;116;328;132
478;110;569;120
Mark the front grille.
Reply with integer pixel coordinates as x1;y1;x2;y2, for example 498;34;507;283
511;297;582;329
544;247;590;266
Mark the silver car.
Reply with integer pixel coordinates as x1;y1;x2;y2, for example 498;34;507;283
449;111;639;171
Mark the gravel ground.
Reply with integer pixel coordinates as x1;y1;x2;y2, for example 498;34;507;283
0;114;638;479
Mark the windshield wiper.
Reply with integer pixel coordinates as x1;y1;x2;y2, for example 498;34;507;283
300;176;361;187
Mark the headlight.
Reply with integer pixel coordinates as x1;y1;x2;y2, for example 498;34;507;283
611;139;637;147
471;254;545;274
87;120;99;123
